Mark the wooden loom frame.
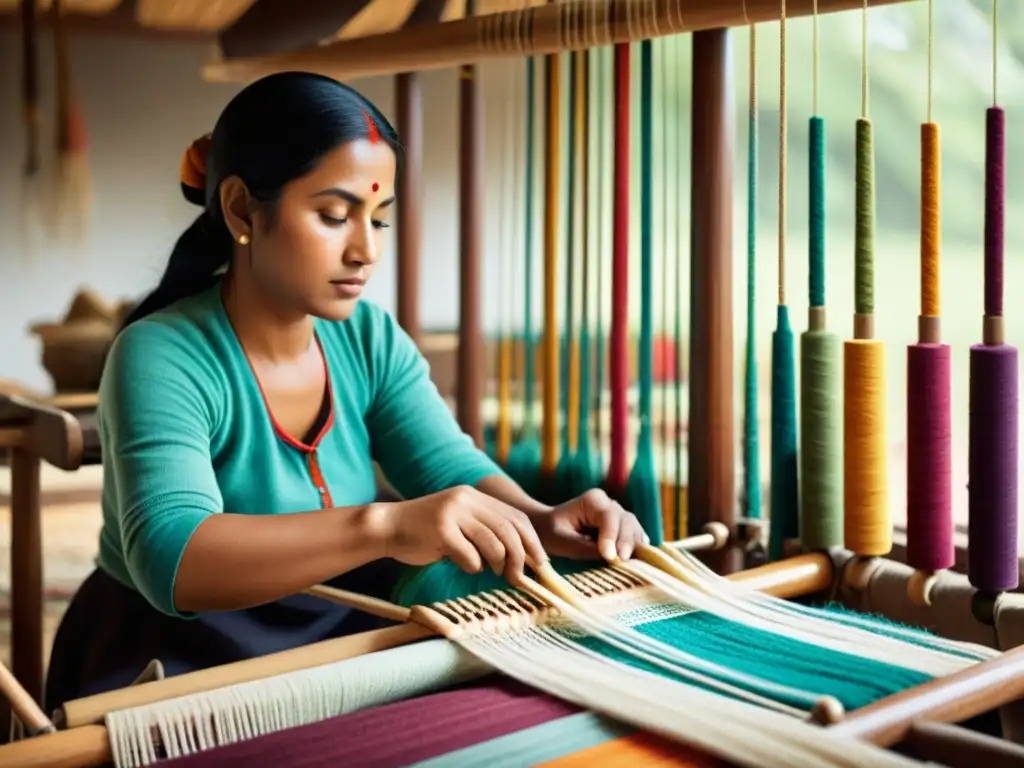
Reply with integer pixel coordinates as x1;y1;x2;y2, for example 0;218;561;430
3;0;1024;764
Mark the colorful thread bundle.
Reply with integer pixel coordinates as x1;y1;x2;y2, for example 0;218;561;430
905;7;954;579
769;1;800;561
968;43;1019;594
799;2;843;553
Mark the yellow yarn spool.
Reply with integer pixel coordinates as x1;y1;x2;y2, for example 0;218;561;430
843;339;891;555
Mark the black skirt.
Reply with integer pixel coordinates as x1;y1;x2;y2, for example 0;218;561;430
44;557;404;716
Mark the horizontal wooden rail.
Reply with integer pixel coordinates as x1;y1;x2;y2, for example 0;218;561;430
204;0;910;82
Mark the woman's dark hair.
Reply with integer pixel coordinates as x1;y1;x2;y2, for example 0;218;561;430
120;72;402;329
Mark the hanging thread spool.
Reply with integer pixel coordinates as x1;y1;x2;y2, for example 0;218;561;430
905;10;954;605
799;1;843;553
968;90;1019;623
844;109;891;577
769;0;800;562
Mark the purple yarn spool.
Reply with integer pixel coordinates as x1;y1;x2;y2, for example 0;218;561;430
968;343;1019;593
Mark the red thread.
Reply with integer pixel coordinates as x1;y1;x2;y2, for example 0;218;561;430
363;110;381;143
372;182;379;192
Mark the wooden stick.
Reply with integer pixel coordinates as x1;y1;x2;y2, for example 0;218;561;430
903;721;1024;768
0;662;54;735
828;643;1024;747
203;0;909;83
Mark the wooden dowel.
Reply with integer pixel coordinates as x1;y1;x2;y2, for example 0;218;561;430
0;662;53;735
903;721;1024;768
60;621;433;729
828;643;1024;747
204;0;909;83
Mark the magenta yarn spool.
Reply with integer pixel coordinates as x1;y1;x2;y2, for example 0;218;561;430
968;343;1019;593
906;343;954;572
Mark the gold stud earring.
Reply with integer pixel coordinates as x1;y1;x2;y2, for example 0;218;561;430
238;234;250;245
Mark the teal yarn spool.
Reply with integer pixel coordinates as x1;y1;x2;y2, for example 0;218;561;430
770;305;799;561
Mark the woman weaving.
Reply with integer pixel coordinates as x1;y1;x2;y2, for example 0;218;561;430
45;72;647;714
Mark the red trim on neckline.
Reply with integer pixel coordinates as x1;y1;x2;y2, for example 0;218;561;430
245;335;335;454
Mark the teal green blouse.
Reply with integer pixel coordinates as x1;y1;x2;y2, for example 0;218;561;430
95;285;503;617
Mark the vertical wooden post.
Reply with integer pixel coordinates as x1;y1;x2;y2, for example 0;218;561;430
688;29;739;573
457;62;484;447
395;72;422;347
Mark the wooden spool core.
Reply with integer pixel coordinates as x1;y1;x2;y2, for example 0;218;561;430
918;315;941;345
983;315;1005;346
808;306;826;332
854;313;874;341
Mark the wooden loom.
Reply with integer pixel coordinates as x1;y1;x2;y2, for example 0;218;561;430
3;0;1024;765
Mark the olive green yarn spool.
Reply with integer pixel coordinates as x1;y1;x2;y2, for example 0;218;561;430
800;325;844;550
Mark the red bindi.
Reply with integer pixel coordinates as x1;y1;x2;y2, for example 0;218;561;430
362;110;381;144
371;182;379;192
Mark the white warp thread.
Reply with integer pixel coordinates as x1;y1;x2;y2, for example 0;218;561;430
105;639;490;767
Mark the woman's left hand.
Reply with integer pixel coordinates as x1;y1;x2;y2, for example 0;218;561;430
530;489;649;563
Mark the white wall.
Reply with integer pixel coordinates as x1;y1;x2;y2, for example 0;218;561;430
0;30;505;391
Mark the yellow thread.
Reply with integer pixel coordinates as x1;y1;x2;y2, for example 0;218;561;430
921;124;941;319
843;340;891;555
861;0;869;119
778;0;787;307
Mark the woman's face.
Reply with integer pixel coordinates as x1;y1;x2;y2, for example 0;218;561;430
230;138;397;322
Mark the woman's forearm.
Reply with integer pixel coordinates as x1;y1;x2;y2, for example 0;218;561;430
475;474;552;518
172;503;389;613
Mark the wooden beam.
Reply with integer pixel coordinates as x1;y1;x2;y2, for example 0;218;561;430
687;29;737;574
203;0;909;83
395;72;423;346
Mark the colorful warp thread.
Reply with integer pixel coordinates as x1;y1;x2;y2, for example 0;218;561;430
626;39;664;544
770;3;799;561
969;104;1019;593
906;106;954;573
607;42;631;495
843;113;891;557
743;25;763;525
799;2;843;552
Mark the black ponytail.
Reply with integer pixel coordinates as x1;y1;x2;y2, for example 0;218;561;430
120;72;402;331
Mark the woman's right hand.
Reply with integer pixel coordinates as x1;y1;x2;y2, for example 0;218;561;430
373;485;548;585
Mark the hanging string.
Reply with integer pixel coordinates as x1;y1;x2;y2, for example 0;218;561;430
968;0;1019;597
844;0;891;557
626;37;665;544
672;33;685;539
743;24;763;528
769;0;799;561
799;0;843;552
504;53;543;497
905;0;953;598
606;39;631;496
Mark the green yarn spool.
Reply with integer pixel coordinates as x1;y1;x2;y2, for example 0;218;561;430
854;118;875;316
799;329;843;550
769;305;799;561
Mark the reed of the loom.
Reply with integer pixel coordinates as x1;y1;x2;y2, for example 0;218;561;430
625;37;664;544
844;0;891;590
742;24;764;548
769;1;800;562
906;0;953;608
968;0;1019;624
0;550;838;768
202;1;914;84
606;41;631;496
799;0;843;553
